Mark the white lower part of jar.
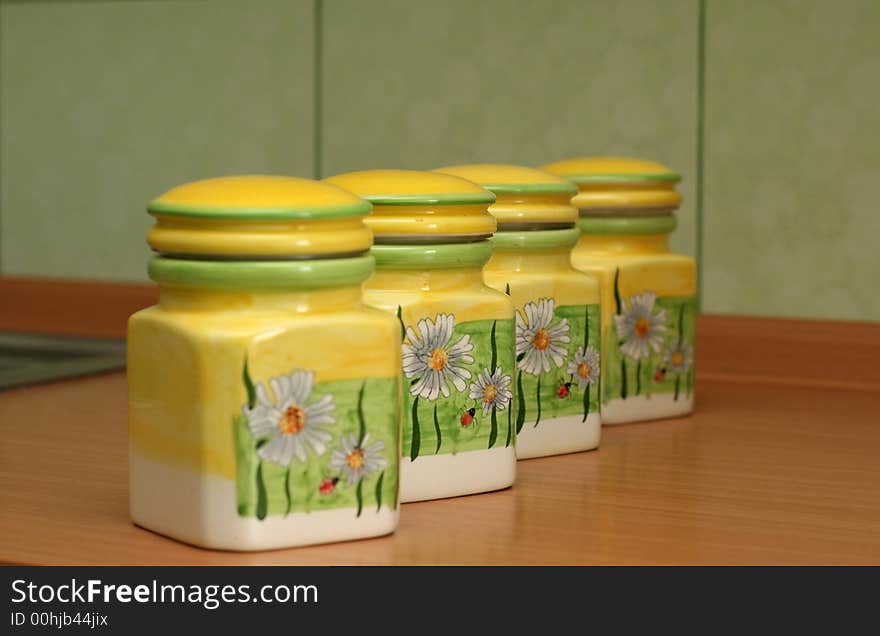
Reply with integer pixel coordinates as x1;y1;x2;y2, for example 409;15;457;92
601;393;695;425
400;446;516;503
515;412;601;459
129;450;399;551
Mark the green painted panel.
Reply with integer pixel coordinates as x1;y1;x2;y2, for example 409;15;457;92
0;0;314;281
322;0;699;257
703;0;880;320
603;294;697;404
516;303;601;428
235;375;399;519
402;317;516;458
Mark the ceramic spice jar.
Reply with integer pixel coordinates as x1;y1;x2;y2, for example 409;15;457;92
128;175;402;550
435;165;602;459
324;170;517;502
540;158;697;424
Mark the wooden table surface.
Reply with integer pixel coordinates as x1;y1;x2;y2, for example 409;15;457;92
1;277;879;565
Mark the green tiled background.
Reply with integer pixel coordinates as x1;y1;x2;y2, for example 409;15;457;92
1;0;878;320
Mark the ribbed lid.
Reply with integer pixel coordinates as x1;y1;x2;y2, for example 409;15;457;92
539;157;682;215
323;169;497;242
146;175;373;258
434;164;577;229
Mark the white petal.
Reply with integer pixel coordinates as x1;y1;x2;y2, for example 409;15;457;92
437;314;454;348
254;383;272;408
515;310;526;336
539;350;551;373
539;299;554;328
269;377;286;405
436;372;449;399
450;374;467;393
410;375;430;400
404;326;421;349
291;437;307;462
448;333;473;356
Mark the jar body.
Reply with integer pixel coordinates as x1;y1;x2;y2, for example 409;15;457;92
571;233;697;424
363;244;516;502
127;278;402;550
484;232;602;458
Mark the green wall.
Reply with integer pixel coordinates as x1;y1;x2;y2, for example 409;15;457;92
1;0;877;320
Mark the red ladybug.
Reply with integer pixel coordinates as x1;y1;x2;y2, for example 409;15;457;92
319;477;339;495
654;367;667;382
460;407;476;427
557;382;572;398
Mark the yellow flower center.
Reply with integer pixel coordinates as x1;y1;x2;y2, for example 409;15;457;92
346;448;365;470
279;405;307;435
532;329;551;351
634;317;650;338
671;351;684;367
482;384;497;404
577;362;591;379
429;347;448;371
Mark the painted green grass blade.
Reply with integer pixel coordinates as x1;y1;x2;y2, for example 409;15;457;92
488;405;498;448
433;402;441;454
396;305;406;342
582;383;590;423
613;267;622;314
375;471;384;512
505;401;513;447
233;414;255;517
516;371;526;433
674;375;681;401
534;376;542;427
490;320;497;370
584;303;590;350
255;461;268;521
284;467;292;517
410;395;421;461
357;381;366;445
505;282;511;295
635;359;642;396
620;360;628;399
355;478;364;518
243;356;256;409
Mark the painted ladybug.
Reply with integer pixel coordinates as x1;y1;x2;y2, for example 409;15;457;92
557;382;572;398
654;367;667;382
460;407;476;427
319;477;339;495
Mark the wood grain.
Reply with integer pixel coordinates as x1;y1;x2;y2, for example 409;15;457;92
696;313;880;391
1;277;879;564
1;374;878;565
0;276;156;339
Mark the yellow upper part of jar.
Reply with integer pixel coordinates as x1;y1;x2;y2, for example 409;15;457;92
539;157;682;215
323;169;497;242
146;175;373;258
433;164;577;229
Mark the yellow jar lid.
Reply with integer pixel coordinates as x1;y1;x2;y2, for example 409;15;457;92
539;157;682;214
146;175;373;258
323;169;497;242
434;164;577;229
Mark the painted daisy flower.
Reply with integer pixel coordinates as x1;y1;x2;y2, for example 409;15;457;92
566;345;600;389
516;298;570;375
468;366;513;415
402;313;474;401
663;341;694;375
329;433;388;485
244;370;334;467
613;291;668;360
